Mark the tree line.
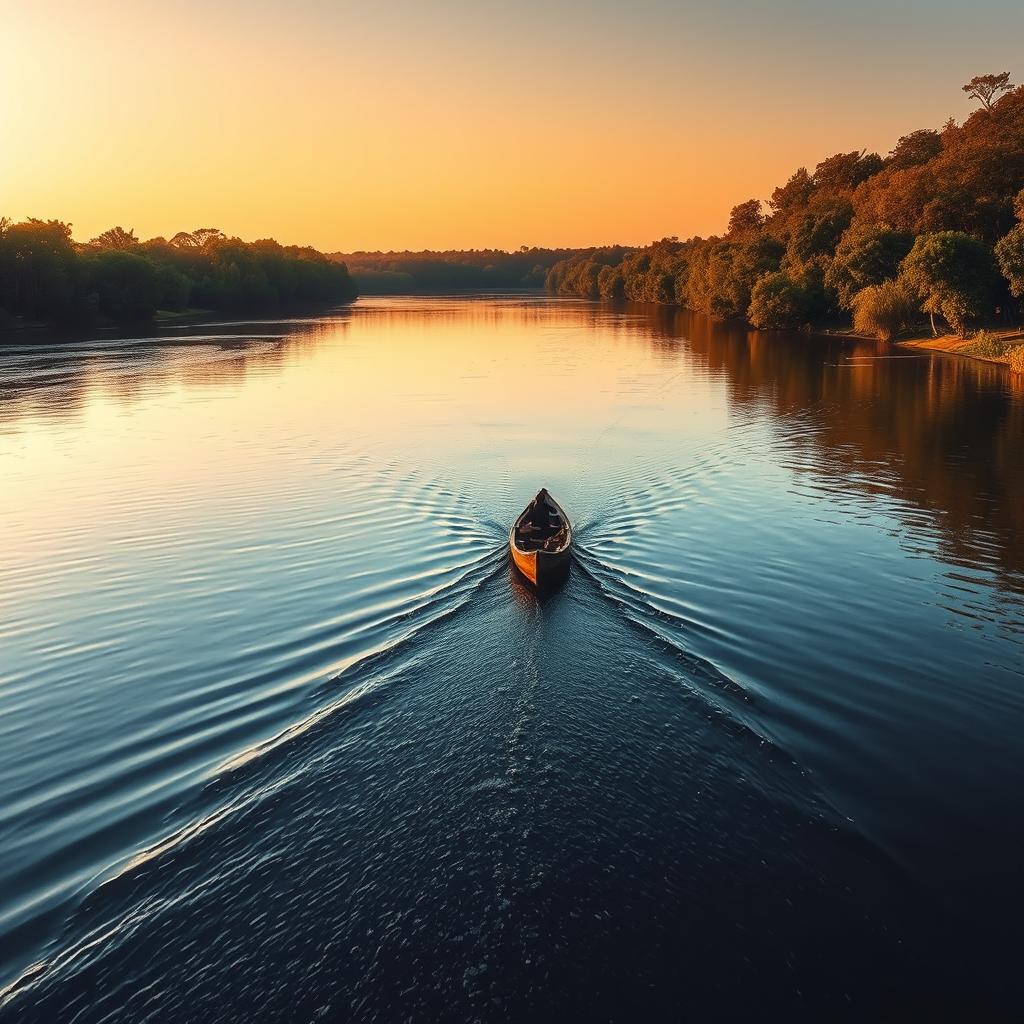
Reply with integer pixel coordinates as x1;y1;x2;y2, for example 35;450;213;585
547;74;1024;341
333;247;593;294
0;223;358;328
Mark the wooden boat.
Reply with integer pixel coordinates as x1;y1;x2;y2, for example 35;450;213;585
509;489;572;589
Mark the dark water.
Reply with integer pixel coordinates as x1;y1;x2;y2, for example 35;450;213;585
1;297;1022;1020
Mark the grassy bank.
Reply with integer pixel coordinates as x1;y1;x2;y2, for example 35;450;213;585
820;324;1024;371
895;327;1024;369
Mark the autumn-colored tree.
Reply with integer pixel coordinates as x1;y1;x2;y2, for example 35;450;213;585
768;168;813;215
785;199;853;269
962;73;1013;112
852;164;935;234
887;130;942;171
545;78;1024;332
812;151;883;193
727;199;764;236
685;236;782;319
853;86;1024;241
597;264;625;300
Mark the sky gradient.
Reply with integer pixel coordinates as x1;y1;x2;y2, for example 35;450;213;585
3;0;1022;250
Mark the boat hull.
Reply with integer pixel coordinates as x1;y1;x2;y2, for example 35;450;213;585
509;539;571;588
509;493;572;590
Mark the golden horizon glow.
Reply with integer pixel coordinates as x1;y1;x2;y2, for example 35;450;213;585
4;0;1021;251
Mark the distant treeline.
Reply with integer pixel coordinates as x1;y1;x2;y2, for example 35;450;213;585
548;74;1024;339
0;223;357;328
333;248;594;294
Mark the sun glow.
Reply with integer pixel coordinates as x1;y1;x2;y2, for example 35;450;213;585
3;0;1021;250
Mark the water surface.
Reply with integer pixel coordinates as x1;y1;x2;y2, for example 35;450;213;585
1;297;1022;1019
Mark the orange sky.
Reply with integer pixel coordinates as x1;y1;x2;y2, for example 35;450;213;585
3;0;1021;251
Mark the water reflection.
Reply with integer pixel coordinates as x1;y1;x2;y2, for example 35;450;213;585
1;297;1022;1017
5;299;1018;588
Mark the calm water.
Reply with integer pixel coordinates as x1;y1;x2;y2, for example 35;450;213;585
1;297;1022;1020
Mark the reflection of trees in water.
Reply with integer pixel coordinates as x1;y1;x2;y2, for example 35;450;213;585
2;300;1020;587
634;304;1024;585
0;319;346;430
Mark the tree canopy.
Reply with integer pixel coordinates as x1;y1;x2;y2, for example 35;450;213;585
962;73;1013;111
334;247;592;294
899;232;998;336
547;75;1024;339
0;222;357;326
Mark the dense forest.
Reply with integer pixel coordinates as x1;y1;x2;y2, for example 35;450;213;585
0;223;357;328
548;74;1024;346
333;248;591;294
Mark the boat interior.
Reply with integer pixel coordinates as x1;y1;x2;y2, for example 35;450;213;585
515;496;568;553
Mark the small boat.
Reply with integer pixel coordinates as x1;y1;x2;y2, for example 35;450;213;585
509;488;572;589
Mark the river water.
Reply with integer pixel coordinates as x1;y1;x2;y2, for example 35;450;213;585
1;296;1022;1020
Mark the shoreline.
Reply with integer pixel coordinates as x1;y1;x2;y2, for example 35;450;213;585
893;330;1024;368
819;325;1024;370
0;300;357;346
5;296;1023;375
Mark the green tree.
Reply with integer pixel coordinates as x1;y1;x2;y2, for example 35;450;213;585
851;278;919;340
995;225;1024;297
785;199;853;268
0;218;356;325
0;218;79;321
687;238;782;319
84;251;162;321
900;231;998;335
747;271;815;329
825;222;914;309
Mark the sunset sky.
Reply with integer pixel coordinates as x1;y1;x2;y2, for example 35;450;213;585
4;0;1021;251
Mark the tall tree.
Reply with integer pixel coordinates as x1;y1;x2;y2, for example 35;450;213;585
994;189;1024;297
962;73;1012;111
89;226;139;251
887;130;942;170
900;231;998;336
727;199;764;235
995;225;1024;297
825;222;914;310
768;168;813;214
170;228;225;249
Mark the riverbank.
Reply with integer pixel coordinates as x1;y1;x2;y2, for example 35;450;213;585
895;328;1024;369
822;325;1024;371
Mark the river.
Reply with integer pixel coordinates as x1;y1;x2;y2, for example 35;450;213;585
1;296;1022;1019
